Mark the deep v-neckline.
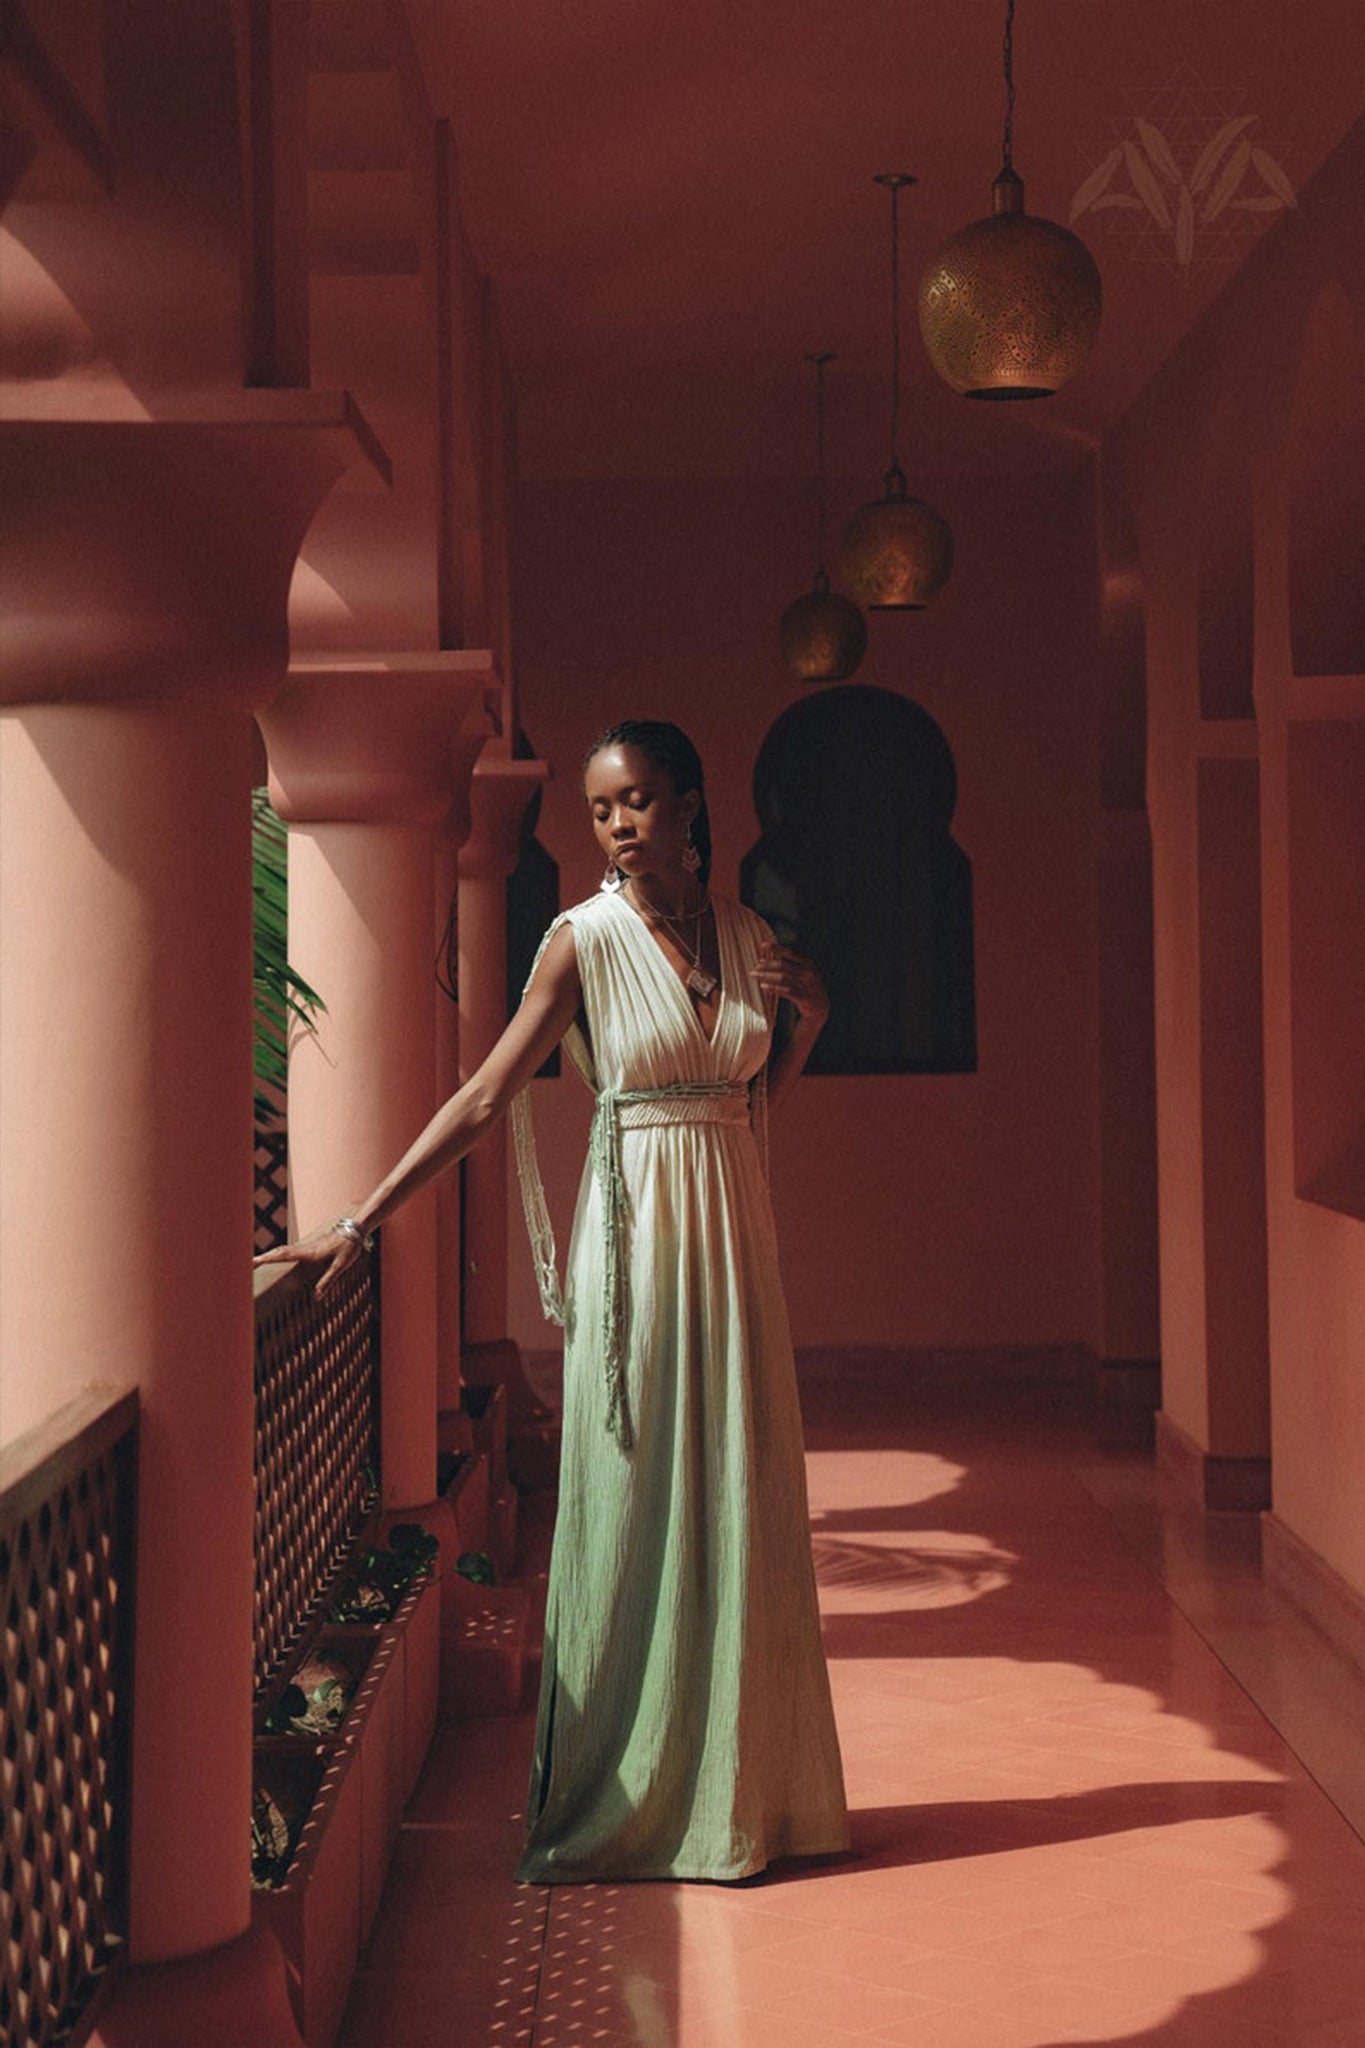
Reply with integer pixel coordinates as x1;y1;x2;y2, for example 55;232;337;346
618;892;727;1050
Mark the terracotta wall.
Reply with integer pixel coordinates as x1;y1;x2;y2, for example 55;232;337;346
1106;117;1365;1597
505;462;1117;1356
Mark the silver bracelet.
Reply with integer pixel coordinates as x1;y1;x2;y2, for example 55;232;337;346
333;1215;375;1253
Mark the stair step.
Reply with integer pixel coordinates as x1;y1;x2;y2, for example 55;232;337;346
439;1579;530;1719
508;1416;561;1494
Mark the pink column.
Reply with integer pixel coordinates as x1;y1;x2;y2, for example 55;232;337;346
432;701;500;1411
260;656;492;1511
0;408;367;2040
458;753;549;1349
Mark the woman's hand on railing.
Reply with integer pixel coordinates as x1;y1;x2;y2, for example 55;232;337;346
253;1224;365;1298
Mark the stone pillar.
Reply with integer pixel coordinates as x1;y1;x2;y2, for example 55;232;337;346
432;698;499;1411
1094;808;1162;1426
1093;511;1162;1429
457;753;549;1352
1138;499;1272;1512
0;406;370;2042
260;656;493;1512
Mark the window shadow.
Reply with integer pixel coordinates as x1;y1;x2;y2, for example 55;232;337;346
351;1373;1361;2048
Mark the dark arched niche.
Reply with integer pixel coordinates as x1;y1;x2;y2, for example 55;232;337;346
741;685;975;1075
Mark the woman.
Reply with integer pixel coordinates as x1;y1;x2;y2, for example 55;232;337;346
260;720;848;1884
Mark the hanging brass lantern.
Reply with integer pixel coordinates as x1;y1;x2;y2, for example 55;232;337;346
839;463;954;610
918;0;1101;398
779;352;868;681
780;570;867;682
839;174;953;611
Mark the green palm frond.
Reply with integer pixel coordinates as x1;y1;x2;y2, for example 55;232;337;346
253;788;325;1122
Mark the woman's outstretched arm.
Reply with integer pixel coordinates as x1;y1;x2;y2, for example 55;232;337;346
255;922;582;1293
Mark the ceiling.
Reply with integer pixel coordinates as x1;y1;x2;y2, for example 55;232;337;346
406;0;1364;483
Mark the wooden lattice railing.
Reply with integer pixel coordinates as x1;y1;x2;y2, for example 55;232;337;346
253;1248;381;1695
253;1123;290;1254
0;1389;138;2048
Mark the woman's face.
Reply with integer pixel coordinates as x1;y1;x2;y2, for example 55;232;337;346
584;743;700;883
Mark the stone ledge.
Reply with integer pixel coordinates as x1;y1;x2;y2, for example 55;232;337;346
1262;1510;1365;1681
793;1344;1095;1385
1155;1410;1272;1512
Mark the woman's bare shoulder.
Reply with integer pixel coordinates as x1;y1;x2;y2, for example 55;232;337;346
526;890;617;986
723;896;776;945
542;889;621;933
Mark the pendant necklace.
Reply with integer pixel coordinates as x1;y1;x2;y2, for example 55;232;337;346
629;886;717;1001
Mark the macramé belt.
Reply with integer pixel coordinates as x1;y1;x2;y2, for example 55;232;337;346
512;1078;761;1449
613;1087;751;1131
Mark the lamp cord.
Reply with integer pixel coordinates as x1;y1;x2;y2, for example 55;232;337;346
806;350;834;572
872;172;915;488
889;177;901;472
1002;0;1017;171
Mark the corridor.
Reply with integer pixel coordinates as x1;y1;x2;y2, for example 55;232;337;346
338;1365;1365;2048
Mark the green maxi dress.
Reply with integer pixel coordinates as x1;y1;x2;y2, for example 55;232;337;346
511;887;849;1884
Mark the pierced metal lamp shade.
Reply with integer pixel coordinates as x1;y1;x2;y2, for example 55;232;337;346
779;572;868;682
838;468;954;610
919;168;1101;399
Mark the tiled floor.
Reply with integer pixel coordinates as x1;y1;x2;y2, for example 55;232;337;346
340;1369;1365;2046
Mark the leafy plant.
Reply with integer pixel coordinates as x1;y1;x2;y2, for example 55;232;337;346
329;1579;391;1624
262;1681;310;1736
270;1673;352;1738
261;1652;359;1737
250;1785;294;1888
329;1523;441;1622
387;1521;442;1573
252;787;325;1123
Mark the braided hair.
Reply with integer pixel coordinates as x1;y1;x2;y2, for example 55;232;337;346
584;720;713;886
